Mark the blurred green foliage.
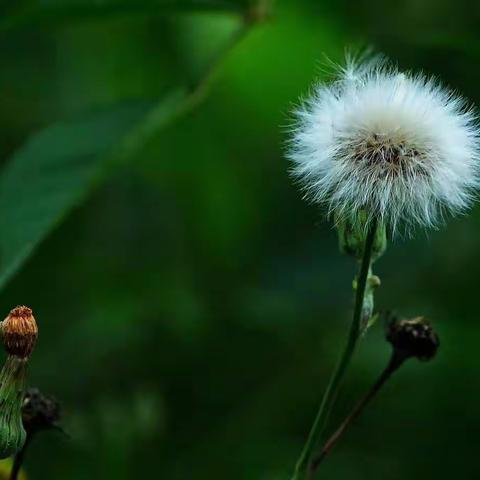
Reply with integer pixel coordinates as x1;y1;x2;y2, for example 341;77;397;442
1;0;480;478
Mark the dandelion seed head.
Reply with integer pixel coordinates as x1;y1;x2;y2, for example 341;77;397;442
288;56;480;232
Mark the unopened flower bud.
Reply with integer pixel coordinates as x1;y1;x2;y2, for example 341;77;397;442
22;388;61;434
1;306;38;359
0;306;38;458
386;316;439;361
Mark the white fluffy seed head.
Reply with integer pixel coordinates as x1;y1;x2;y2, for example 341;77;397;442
288;56;480;233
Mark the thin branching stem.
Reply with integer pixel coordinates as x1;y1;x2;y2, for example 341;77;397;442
120;3;268;160
309;352;405;475
292;220;378;480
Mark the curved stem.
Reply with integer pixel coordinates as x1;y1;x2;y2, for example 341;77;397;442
309;352;405;475
291;220;378;480
119;5;266;160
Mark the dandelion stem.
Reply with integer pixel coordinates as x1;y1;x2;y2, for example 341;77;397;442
308;351;406;475
291;220;378;480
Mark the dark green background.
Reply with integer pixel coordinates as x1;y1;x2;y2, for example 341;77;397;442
0;0;478;478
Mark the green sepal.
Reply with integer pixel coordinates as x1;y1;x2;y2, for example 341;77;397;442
337;212;387;262
353;271;381;333
362;313;380;336
0;356;27;458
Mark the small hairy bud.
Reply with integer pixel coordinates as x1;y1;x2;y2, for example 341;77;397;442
387;316;439;361
2;306;38;359
0;357;27;458
22;388;61;434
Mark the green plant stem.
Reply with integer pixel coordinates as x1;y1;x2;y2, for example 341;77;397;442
119;5;267;160
9;434;32;480
291;220;378;480
309;352;406;475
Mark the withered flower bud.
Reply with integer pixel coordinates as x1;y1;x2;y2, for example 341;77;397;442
387;316;439;361
0;306;38;458
22;388;61;434
1;307;38;359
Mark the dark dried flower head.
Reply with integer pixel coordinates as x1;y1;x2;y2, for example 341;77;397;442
22;388;61;434
387;316;439;361
2;306;38;358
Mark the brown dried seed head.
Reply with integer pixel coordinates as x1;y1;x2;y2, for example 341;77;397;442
386;316;439;361
1;306;38;358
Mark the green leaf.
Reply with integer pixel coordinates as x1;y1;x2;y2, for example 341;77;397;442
0;89;187;290
0;0;245;31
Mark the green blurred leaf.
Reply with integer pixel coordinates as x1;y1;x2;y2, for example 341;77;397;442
0;89;187;291
0;0;245;31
